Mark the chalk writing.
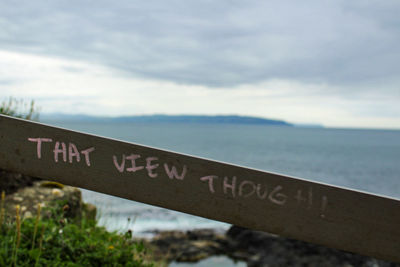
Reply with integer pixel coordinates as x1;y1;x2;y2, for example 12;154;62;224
200;175;218;193
200;175;288;206
27;138;52;159
112;153;187;180
53;141;67;162
113;154;125;173
146;157;159;178
164;164;187;180
27;137;327;216
268;185;287;205
28;138;95;166
320;195;328;218
223;176;237;197
200;174;327;213
68;143;80;163
294;188;313;209
256;184;268;199
126;154;144;172
238;180;268;199
238;180;256;198
81;147;95;166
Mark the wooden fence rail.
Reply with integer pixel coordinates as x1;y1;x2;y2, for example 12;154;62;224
0;114;399;262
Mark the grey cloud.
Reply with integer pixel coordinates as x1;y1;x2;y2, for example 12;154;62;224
1;0;400;91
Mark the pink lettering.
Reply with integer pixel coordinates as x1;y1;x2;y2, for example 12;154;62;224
164;164;187;180
238;180;256;198
294;190;307;204
68;143;81;163
53;141;67;163
200;175;218;193
81;147;95;166
223;176;237;198
269;185;287;205
113;154;126;173
28;137;53;159
308;188;313;209
294;188;313;208
126;154;144;172
256;184;268;199
146;157;159;178
320;196;328;218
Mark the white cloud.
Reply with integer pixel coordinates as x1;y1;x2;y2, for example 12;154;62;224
1;50;399;129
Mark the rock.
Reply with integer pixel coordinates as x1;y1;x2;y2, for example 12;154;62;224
226;226;400;267
2;180;96;223
51;188;64;197
12;196;23;202
148;226;400;266
82;203;97;221
149;229;229;263
0;168;40;194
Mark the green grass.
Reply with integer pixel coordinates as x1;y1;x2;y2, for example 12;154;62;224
0;196;154;267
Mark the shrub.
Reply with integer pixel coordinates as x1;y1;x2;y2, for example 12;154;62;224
0;195;154;266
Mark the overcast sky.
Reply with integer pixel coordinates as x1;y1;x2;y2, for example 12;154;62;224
1;1;399;128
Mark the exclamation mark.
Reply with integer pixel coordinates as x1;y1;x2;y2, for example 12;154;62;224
320;196;328;219
307;187;313;209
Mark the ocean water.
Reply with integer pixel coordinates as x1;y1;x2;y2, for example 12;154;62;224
43;121;400;236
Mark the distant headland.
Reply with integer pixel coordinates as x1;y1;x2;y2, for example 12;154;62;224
41;114;299;127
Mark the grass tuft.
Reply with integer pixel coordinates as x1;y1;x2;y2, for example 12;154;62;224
0;200;154;266
0;97;40;120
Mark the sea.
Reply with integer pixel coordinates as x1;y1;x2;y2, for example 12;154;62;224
42;120;400;266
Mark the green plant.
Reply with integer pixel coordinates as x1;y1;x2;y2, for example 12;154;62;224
0;97;40;120
0;191;4;226
0;199;154;266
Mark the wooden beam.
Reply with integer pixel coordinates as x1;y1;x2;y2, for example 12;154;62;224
0;114;399;262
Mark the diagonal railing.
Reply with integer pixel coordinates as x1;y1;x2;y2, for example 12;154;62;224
0;114;399;262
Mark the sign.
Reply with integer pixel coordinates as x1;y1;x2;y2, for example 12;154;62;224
0;114;399;262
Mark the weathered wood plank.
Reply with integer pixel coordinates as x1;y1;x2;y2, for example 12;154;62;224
0;114;399;262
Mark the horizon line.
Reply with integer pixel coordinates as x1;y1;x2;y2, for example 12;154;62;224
38;112;400;131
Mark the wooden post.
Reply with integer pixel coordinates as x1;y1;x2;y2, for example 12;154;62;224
0;114;399;262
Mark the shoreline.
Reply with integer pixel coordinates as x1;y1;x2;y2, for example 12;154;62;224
148;226;400;267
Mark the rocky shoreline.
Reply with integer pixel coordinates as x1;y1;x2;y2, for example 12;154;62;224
1;169;399;267
149;226;399;267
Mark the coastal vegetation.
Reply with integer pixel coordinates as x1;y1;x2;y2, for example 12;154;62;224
0;198;153;266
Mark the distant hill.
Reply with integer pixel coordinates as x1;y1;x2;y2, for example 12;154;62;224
41;114;293;126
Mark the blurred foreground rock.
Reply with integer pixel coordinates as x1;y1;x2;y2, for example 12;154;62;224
0;168;39;195
1;169;96;222
149;226;399;267
149;229;229;262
